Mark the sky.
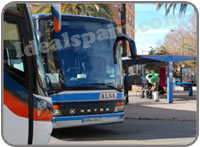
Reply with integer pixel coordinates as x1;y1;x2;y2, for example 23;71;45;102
135;3;195;55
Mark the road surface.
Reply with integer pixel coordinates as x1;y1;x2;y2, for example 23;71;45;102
49;119;196;145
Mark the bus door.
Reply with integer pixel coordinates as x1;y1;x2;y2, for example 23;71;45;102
3;4;52;145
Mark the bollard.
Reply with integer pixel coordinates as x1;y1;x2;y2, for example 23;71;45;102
189;85;193;96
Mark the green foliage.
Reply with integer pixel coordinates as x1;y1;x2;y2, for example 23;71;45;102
62;4;113;19
35;4;51;14
148;48;156;55
144;46;168;73
156;3;188;16
34;4;113;20
145;63;167;73
156;45;169;55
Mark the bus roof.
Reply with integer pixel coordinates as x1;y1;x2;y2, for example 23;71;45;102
32;14;115;24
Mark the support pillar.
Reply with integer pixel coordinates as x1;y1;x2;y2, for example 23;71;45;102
167;62;173;103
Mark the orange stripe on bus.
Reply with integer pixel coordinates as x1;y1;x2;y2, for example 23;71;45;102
33;108;53;121
4;89;52;121
4;89;29;118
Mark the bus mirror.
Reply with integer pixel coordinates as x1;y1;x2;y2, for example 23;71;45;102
113;34;137;64
51;4;61;32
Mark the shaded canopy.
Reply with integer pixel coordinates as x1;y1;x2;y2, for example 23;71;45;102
122;55;196;66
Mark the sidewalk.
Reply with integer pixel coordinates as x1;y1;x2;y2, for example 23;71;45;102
124;87;197;121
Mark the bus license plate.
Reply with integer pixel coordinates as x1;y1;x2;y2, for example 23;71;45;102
83;117;101;124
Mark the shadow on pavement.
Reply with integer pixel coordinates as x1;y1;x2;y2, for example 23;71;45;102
51;119;196;141
51;104;196;142
125;105;196;121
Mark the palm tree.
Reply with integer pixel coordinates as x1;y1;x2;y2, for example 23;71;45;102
33;3;113;20
34;4;51;14
94;4;113;20
156;3;188;16
62;4;98;15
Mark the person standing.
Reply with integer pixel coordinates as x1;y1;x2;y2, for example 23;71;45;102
124;68;129;104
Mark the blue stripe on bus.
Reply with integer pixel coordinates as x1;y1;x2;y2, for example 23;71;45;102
4;73;41;107
53;112;125;121
51;92;123;102
4;73;29;104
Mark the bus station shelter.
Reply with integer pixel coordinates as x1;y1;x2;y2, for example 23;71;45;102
122;55;196;103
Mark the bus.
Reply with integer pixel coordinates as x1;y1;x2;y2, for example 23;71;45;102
33;14;137;128
3;4;61;144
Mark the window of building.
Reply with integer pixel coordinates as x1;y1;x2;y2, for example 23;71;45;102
118;11;121;19
118;28;122;33
126;13;129;21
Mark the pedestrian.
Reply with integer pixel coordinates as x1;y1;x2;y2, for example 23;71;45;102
123;68;129;104
145;73;165;101
141;79;152;98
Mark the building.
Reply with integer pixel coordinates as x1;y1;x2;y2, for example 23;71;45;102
125;3;135;40
30;3;135;47
109;3;135;57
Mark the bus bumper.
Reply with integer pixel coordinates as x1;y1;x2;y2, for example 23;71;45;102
32;120;53;144
53;112;125;129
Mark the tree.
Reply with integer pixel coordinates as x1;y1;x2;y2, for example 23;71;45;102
148;47;156;55
34;4;51;14
92;4;113;19
33;4;113;20
144;46;168;73
156;45;169;55
156;3;188;16
163;13;197;56
161;13;197;73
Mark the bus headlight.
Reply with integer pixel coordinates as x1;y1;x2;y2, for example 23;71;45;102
53;105;62;116
114;101;125;112
114;106;125;112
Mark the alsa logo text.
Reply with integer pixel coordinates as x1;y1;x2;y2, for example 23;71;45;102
99;92;117;100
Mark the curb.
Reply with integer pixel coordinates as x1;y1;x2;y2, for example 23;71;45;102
125;117;196;122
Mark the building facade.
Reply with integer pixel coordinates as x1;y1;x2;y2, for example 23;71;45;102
109;3;135;57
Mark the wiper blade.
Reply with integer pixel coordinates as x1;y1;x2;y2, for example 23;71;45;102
83;83;122;92
49;86;97;94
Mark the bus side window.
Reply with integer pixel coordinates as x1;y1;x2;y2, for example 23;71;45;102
4;20;26;84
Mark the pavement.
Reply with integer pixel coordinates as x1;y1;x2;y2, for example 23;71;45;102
125;86;197;121
48;86;197;145
49;119;196;145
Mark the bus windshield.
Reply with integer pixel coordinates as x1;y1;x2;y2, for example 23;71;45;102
37;17;123;93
